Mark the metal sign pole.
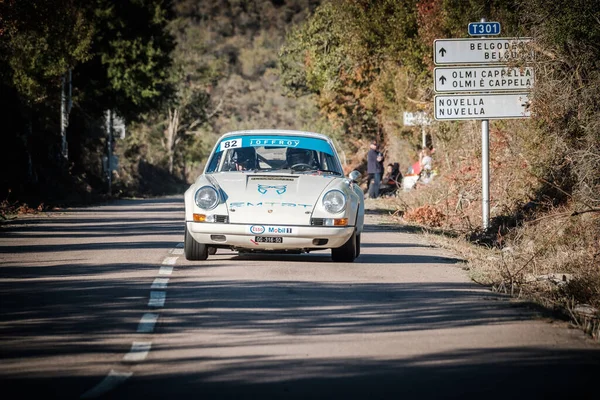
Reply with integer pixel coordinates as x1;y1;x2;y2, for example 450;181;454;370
433;19;532;231
482;119;490;229
481;17;490;230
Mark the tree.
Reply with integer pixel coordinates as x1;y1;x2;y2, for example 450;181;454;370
0;0;176;201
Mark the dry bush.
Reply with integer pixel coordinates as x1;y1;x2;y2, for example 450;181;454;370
403;204;445;227
392;118;542;234
0;190;45;219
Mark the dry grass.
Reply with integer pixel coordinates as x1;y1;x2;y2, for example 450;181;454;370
381;194;600;341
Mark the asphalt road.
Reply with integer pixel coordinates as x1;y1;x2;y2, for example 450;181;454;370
1;196;598;399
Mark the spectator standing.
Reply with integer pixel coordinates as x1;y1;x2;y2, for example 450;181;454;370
366;140;384;198
418;147;434;184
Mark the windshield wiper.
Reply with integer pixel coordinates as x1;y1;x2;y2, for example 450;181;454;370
316;169;341;175
292;169;341;175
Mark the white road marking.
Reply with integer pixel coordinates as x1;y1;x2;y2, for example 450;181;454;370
148;291;166;307
162;257;178;265
123;342;152;362
137;313;159;333
82;245;179;399
151;278;169;289
158;266;173;275
80;369;132;399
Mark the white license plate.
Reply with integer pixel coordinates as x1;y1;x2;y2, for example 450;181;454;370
254;236;283;243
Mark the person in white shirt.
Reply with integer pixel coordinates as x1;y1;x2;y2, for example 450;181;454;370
419;147;433;184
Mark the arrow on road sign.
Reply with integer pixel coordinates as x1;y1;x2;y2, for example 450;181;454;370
433;66;535;93
434;38;533;65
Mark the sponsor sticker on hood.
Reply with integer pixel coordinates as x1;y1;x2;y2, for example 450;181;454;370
247;225;295;235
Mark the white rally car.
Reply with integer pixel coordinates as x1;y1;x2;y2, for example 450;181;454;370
184;129;365;262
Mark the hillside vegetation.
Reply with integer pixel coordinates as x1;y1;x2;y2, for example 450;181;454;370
1;0;598;337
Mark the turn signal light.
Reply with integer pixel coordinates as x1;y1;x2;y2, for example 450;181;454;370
324;218;349;226
193;213;207;222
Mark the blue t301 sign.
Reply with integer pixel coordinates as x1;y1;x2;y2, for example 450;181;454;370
468;22;501;36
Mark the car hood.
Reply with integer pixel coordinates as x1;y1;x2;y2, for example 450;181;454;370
211;173;338;224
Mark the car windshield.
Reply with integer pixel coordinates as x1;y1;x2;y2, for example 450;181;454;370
205;135;343;175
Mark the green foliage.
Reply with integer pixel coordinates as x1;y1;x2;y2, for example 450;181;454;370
0;0;94;102
0;0;174;116
121;0;323;183
0;0;176;203
279;0;428;155
76;0;175;121
519;0;600;207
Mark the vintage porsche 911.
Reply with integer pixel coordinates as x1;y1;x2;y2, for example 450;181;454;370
184;129;365;262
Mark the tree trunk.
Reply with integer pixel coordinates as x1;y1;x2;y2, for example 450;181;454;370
166;108;179;174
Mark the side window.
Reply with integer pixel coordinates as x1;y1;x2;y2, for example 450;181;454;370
321;153;337;173
206;151;222;173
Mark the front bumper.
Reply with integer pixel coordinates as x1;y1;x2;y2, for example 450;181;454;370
187;221;354;250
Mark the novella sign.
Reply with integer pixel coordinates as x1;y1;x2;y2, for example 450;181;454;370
434;93;531;120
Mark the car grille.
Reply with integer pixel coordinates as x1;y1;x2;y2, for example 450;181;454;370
215;215;229;223
311;218;325;226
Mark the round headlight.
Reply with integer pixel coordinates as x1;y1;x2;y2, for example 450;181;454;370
195;186;219;210
322;190;346;214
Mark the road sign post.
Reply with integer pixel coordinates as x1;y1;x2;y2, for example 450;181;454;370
403;112;432;150
433;20;534;230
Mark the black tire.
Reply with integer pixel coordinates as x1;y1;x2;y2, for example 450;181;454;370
355;233;361;258
331;229;357;262
208;247;217;255
184;226;208;261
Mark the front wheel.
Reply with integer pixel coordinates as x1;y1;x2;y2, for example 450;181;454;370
331;229;357;262
184;226;208;261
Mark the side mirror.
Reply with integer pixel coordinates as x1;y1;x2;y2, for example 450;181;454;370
348;170;361;182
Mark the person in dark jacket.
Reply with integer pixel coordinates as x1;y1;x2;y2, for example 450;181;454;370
379;163;402;197
366;140;384;198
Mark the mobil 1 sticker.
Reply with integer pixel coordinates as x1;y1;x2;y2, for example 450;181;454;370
248;225;295;235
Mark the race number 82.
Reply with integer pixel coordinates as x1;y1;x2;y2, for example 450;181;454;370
220;139;241;151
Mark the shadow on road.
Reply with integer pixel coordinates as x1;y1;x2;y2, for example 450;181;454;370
109;345;599;399
1;197;598;399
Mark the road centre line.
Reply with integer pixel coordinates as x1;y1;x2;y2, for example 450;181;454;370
123;342;152;362
137;313;159;333
81;247;176;398
151;278;169;289
158;266;173;275
148;291;166;307
80;370;133;399
162;256;178;265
